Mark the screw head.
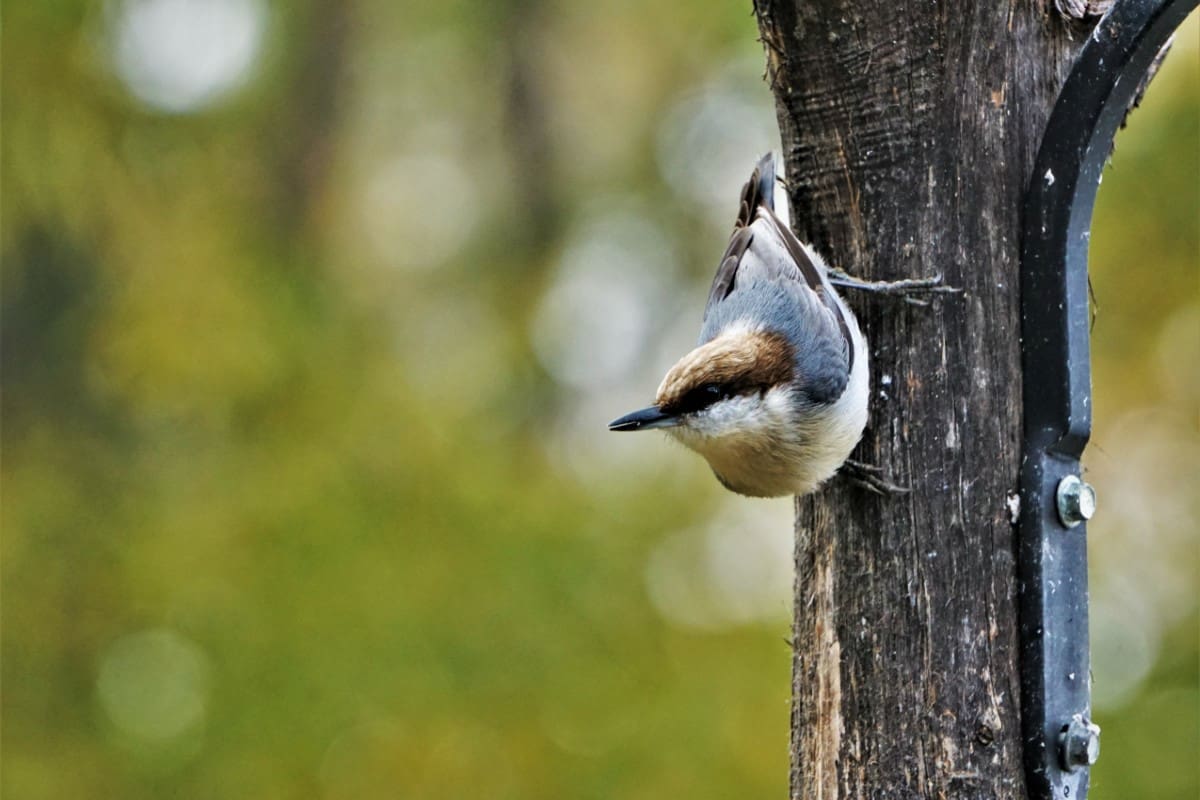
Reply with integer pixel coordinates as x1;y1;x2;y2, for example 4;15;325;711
1056;475;1096;528
1060;715;1101;771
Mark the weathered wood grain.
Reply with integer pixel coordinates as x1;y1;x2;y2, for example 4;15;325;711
753;2;1090;796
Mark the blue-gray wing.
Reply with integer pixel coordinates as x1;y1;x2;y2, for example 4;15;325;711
701;270;851;404
704;153;776;316
702;153;855;384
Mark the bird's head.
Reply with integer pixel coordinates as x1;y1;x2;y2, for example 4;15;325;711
609;325;797;446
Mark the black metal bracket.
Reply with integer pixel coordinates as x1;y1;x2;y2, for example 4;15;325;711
1018;1;1196;798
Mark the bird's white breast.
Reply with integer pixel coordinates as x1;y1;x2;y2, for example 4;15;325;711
667;321;869;498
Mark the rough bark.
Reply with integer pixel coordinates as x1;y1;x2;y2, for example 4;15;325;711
752;3;1091;797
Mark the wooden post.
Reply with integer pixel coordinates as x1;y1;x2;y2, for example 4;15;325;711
752;3;1091;795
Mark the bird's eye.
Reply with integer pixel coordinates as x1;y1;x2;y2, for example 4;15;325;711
673;383;735;415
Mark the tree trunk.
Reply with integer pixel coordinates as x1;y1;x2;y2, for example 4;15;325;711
752;3;1089;796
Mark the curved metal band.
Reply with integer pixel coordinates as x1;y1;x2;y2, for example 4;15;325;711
1018;1;1197;798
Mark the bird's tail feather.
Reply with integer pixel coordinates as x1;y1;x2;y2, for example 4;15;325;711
733;152;776;232
753;152;775;211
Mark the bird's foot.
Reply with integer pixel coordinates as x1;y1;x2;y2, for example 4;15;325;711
827;269;961;307
840;458;911;496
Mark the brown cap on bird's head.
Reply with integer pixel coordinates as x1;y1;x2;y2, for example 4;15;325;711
610;327;794;432
655;327;795;414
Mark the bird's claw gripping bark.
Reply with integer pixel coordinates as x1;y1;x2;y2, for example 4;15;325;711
840;458;911;496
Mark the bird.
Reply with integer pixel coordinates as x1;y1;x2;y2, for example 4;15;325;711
608;153;869;498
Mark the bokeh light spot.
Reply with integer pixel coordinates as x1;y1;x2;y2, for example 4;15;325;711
532;206;678;390
361;153;480;270
645;500;793;631
657;56;780;225
96;628;211;743
110;0;267;113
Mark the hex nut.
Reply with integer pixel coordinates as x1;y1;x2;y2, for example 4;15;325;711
1060;714;1101;770
1056;475;1096;528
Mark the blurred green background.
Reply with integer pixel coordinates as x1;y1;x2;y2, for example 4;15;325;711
2;2;1195;798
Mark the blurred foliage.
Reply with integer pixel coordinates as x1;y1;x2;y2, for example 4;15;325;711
1086;17;1198;798
1;2;1196;798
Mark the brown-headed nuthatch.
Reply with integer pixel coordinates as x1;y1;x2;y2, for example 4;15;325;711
609;153;869;497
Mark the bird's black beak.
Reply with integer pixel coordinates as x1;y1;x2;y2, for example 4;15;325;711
608;405;681;432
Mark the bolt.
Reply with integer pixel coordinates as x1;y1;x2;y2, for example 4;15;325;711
1056;475;1096;528
1060;715;1101;771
